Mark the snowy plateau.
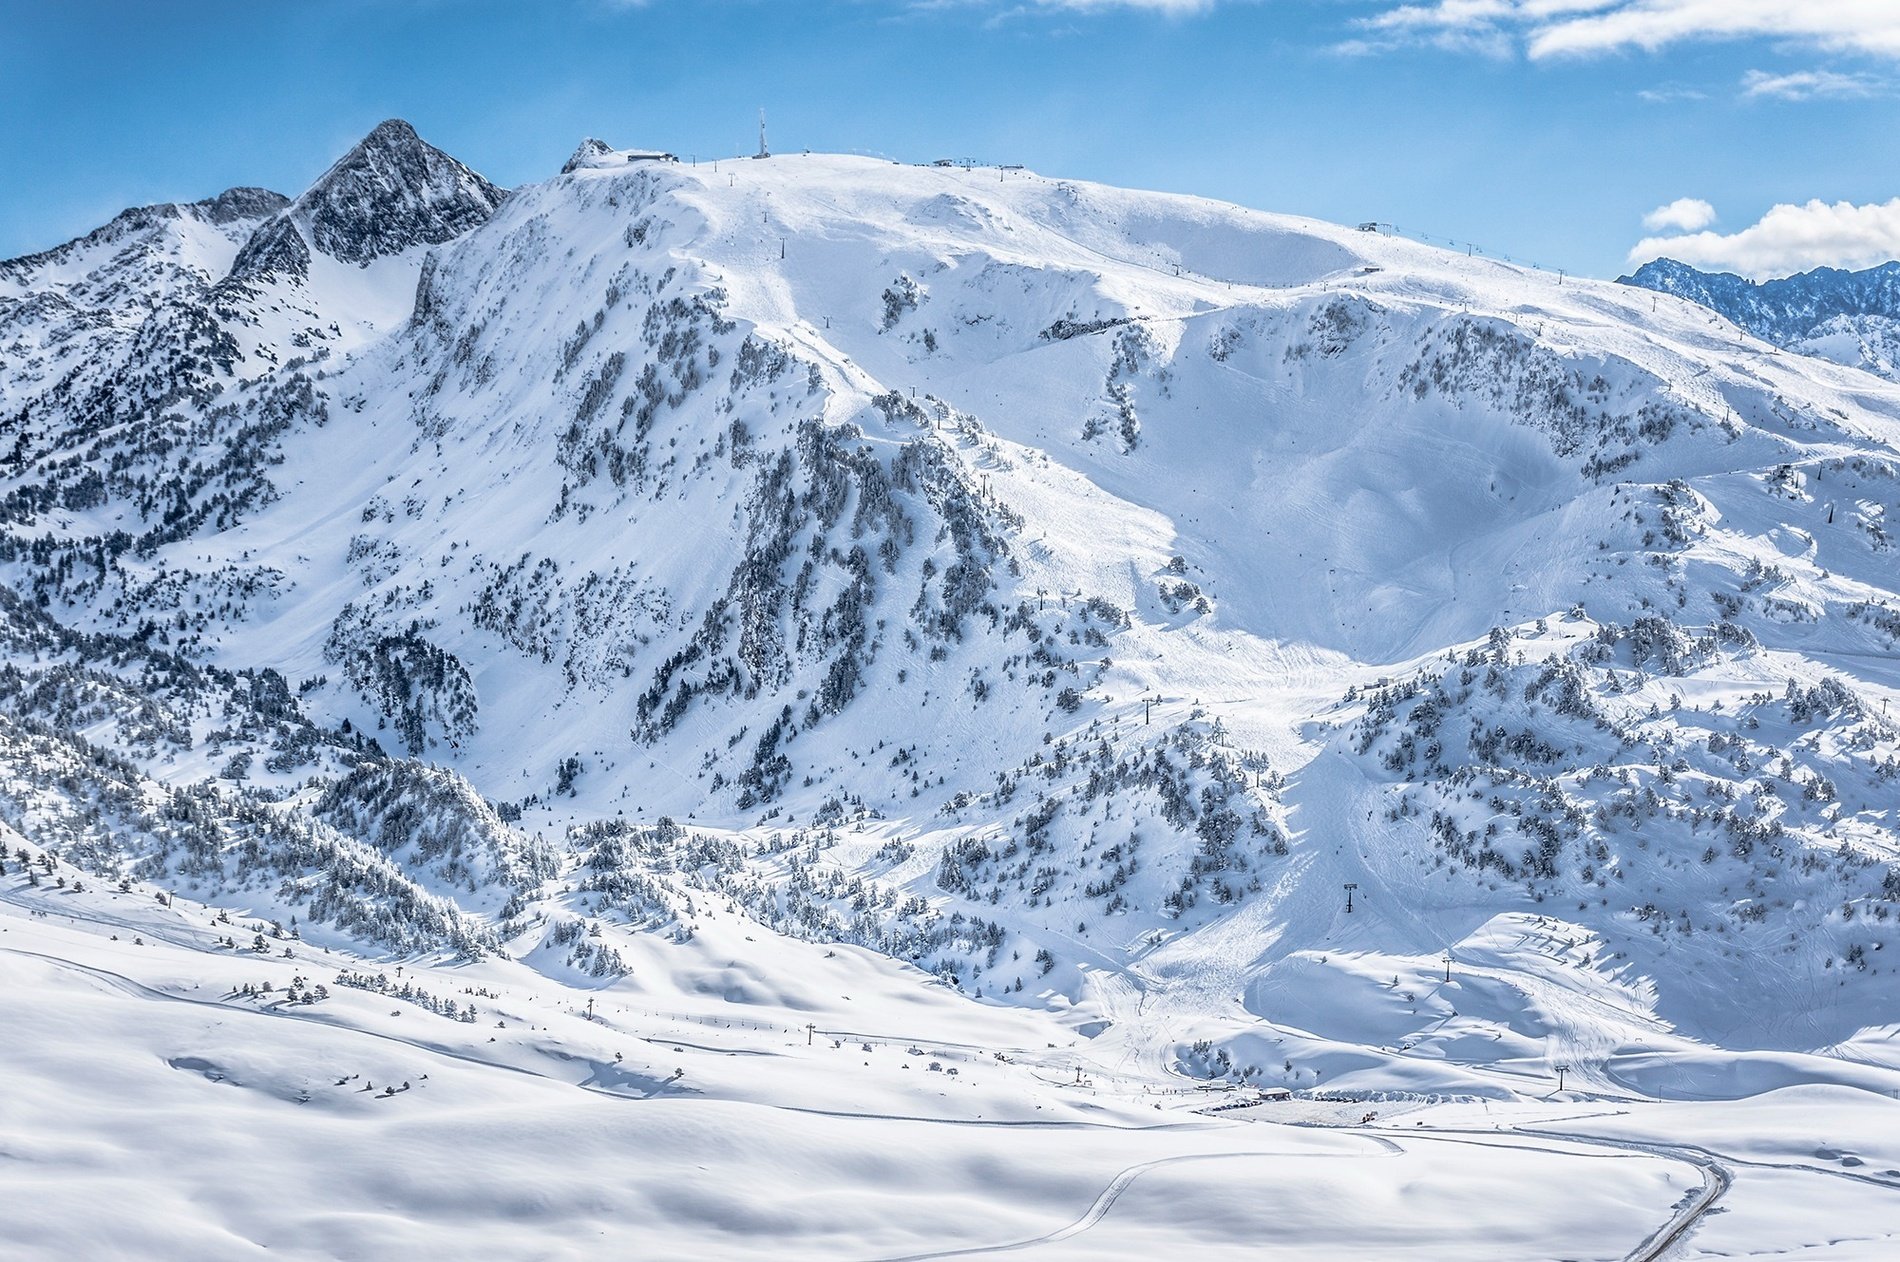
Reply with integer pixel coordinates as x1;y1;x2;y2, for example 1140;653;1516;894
3;120;1900;1260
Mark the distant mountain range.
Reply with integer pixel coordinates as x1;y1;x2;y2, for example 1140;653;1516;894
1622;257;1900;382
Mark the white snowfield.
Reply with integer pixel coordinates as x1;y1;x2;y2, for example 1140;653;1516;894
4;128;1900;1257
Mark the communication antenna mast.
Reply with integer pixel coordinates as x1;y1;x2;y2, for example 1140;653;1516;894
756;108;770;159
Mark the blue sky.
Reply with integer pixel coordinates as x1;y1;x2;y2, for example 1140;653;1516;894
4;0;1898;278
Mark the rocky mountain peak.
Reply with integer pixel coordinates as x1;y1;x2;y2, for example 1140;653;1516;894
561;137;616;174
232;119;506;279
299;118;506;263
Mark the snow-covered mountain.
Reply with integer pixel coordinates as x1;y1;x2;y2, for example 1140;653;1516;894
1623;256;1900;382
230;118;505;278
7;121;1900;1257
0;119;503;474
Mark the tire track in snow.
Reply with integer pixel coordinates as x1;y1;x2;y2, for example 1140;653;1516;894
876;1140;1402;1261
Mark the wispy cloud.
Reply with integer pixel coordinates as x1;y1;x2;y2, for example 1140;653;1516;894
1357;1;1900;60
1643;197;1716;233
1740;68;1884;100
1629;197;1900;279
1636;82;1708;103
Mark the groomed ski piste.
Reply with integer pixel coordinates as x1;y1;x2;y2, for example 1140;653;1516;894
4;127;1900;1257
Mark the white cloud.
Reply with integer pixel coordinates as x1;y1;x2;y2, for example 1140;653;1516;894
1361;1;1900;61
1643;197;1716;233
1741;68;1883;100
1636;83;1708;103
1628;197;1900;279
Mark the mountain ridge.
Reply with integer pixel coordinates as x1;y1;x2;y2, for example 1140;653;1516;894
229;117;506;280
1622;255;1900;382
2;132;1898;1104
0;185;288;282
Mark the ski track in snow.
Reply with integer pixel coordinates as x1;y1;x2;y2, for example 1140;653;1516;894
876;1144;1405;1262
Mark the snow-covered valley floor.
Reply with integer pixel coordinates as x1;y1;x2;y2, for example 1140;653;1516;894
8;855;1900;1260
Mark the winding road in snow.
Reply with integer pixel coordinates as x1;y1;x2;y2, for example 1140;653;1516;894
1300;1121;1733;1262
1627;1151;1729;1262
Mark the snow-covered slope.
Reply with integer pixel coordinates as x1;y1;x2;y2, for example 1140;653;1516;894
5;123;1900;1256
0;119;502;474
0;185;285;422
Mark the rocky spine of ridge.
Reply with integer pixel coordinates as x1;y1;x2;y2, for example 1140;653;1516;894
0;187;289;283
231;119;506;279
1622;257;1900;344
